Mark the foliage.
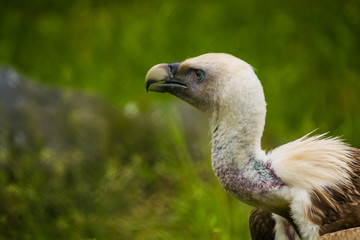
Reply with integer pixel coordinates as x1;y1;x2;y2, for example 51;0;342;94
0;0;359;239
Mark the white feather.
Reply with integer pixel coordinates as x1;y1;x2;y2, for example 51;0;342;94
290;187;319;240
273;214;301;240
269;133;353;190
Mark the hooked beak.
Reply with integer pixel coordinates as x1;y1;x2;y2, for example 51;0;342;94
145;62;187;93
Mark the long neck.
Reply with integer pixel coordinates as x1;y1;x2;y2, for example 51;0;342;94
211;112;264;161
208;94;289;214
209;89;266;167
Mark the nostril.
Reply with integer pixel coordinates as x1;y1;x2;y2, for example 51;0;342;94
168;62;181;78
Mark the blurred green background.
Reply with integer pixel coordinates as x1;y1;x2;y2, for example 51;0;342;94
0;0;359;239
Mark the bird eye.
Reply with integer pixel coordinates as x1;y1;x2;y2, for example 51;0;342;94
194;70;204;81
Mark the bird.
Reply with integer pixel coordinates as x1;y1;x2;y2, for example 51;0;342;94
144;53;360;240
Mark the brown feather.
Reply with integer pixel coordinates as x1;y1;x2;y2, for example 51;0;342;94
308;148;360;235
249;208;275;240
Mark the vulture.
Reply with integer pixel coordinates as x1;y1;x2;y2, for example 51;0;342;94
144;53;360;240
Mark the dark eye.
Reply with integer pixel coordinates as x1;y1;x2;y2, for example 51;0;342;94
194;69;205;81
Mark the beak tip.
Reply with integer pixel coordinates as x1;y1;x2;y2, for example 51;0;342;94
144;63;169;93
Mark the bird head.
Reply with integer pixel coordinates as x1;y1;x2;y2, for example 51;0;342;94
145;53;266;123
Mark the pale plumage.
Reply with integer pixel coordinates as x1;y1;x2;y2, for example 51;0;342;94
270;134;353;190
145;53;360;240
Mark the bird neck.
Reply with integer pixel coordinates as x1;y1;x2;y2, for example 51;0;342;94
210;110;266;177
209;99;266;166
209;104;288;214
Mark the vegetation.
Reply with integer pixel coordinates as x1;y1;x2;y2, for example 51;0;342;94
0;0;359;239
